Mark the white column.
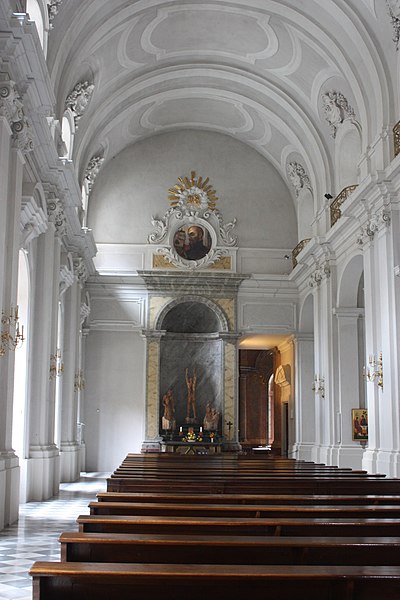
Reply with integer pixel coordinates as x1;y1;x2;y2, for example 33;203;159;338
372;213;400;475
24;225;60;501
0;139;24;526
360;214;400;475
59;277;81;481
292;334;314;461
310;262;338;466
331;308;365;469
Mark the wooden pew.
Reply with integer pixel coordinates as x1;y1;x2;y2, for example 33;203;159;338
88;500;400;519
76;513;400;537
29;561;400;600
106;476;400;496
59;531;400;566
96;491;400;506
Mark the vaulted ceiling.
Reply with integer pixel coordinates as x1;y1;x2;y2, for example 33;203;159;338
46;0;397;203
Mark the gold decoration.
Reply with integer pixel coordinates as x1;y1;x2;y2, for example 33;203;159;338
292;238;311;268
330;185;358;227
168;170;218;210
207;256;232;270
0;306;24;357
152;255;176;269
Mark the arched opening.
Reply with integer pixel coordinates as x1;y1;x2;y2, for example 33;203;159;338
238;348;276;452
335;254;365;468
158;299;224;434
12;250;30;499
295;293;316;461
26;0;48;55
61;111;75;160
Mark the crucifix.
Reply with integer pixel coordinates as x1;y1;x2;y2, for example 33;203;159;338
226;420;233;440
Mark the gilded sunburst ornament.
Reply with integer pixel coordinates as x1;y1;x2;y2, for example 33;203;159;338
168;171;218;211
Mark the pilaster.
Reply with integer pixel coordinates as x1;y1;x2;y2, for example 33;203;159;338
291;334;315;461
24;225;60;501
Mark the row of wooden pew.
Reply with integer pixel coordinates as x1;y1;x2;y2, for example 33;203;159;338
30;453;400;599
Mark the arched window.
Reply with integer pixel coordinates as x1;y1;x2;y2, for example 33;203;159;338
12;250;30;462
61;110;75;160
26;0;49;56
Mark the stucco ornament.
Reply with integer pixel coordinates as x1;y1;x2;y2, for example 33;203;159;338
84;154;104;194
287;162;312;197
386;0;400;49
149;171;237;270
65;81;95;128
321;90;356;138
48;1;63;26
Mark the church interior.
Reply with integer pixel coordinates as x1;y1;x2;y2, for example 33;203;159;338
1;2;400;592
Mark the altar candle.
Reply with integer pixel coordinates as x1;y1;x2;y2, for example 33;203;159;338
200;427;202;433
179;426;182;433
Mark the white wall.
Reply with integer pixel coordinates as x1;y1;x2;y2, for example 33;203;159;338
84;330;146;471
88;129;297;250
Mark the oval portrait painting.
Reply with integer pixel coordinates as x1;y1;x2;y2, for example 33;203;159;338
173;224;212;261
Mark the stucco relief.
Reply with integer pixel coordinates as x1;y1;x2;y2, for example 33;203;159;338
148;171;237;271
140;6;278;63
139;96;254;137
321;90;356;138
287;161;312;197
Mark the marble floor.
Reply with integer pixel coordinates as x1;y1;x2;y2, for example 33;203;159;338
0;473;108;600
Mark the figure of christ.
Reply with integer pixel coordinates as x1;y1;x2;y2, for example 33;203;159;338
185;368;197;420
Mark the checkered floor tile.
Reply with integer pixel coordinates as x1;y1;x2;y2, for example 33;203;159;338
0;473;108;600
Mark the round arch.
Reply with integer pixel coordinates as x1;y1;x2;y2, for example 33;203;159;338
155;295;229;333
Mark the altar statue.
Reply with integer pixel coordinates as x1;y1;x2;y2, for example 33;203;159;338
162;388;175;430
203;402;220;430
185;368;197;421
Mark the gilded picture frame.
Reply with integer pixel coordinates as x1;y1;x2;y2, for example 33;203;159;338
352;408;368;441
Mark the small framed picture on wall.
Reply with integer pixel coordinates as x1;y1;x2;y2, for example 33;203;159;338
352;408;368;441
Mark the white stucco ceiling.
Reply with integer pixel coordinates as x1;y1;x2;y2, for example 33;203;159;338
46;0;397;204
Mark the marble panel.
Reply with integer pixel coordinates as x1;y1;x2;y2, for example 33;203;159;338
215;298;235;330
146;340;160;439
159;337;223;431
149;296;172;329
223;342;236;440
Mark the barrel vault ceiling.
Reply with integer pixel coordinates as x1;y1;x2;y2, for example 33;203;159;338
46;0;397;205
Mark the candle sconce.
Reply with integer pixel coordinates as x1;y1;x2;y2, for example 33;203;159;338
49;349;64;380
0;305;25;357
312;374;325;399
363;352;383;390
74;369;85;392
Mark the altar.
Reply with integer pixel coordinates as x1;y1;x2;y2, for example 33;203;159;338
162;440;222;454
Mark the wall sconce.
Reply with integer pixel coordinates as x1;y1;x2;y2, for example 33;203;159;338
74;369;85;392
312;374;325;398
363;352;383;390
49;349;64;380
0;305;24;357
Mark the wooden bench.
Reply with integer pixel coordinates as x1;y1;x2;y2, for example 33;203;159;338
107;476;400;495
29;561;400;600
59;531;400;566
88;500;400;519
76;513;400;537
97;491;400;505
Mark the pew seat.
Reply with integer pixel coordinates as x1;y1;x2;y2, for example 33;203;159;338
59;531;400;566
76;513;400;537
29;561;400;600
